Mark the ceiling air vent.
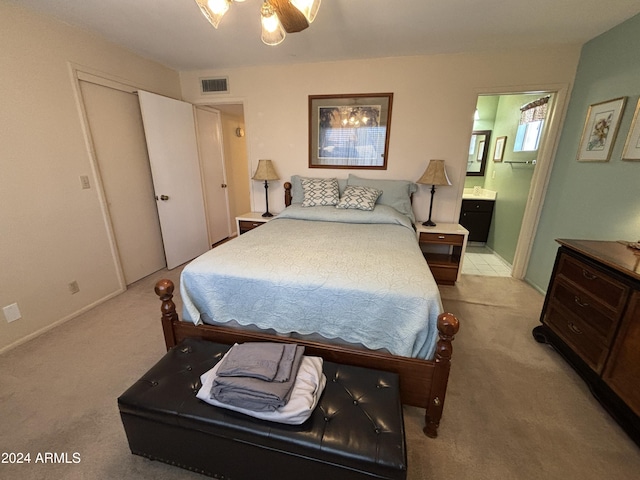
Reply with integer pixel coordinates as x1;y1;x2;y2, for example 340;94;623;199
200;77;229;94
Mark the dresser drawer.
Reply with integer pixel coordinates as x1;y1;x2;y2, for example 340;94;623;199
557;253;629;313
551;280;620;342
419;232;464;246
544;303;609;373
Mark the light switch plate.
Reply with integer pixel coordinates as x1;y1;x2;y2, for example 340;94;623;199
3;303;21;323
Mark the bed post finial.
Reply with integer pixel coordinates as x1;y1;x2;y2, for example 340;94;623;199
284;182;292;207
155;279;178;349
424;312;459;437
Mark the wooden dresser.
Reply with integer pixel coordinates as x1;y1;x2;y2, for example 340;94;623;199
533;239;640;445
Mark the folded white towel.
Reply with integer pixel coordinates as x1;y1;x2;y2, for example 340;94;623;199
197;352;326;425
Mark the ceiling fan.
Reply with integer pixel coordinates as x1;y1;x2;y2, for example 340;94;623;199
195;0;321;45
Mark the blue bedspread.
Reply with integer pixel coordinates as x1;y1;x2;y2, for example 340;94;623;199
180;205;443;359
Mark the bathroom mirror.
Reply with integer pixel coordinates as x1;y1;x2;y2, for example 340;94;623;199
467;130;491;176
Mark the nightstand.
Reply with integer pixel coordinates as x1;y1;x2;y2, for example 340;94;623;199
236;212;274;235
415;223;469;285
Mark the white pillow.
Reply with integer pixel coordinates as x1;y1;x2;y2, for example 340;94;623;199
336;185;382;211
300;177;340;207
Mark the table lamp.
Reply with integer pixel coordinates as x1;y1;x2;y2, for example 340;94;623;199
252;159;279;217
417;159;451;227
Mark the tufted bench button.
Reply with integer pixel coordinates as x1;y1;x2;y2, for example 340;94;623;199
353;400;358;405
186;365;192;371
375;428;381;434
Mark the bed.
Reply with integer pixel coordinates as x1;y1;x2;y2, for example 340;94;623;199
155;175;460;437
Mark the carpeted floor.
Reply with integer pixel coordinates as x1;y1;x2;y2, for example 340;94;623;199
0;269;638;479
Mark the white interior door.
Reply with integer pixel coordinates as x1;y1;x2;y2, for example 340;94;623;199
195;107;231;245
79;81;166;284
138;91;209;269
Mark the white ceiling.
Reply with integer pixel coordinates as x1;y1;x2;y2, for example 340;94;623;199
14;0;640;71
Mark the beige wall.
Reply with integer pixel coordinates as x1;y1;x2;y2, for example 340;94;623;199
0;3;181;351
0;1;584;352
181;48;582;223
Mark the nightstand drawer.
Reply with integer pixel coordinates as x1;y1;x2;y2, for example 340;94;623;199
428;265;458;285
419;232;464;246
238;220;264;233
557;253;629;313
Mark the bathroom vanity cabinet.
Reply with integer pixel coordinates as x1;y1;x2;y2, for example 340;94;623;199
459;198;495;242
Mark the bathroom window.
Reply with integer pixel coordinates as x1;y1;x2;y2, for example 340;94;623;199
514;96;549;152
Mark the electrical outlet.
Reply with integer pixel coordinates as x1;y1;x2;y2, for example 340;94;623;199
68;281;80;294
3;303;22;323
80;175;90;189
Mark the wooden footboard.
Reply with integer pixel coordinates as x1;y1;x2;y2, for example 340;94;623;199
155;279;459;437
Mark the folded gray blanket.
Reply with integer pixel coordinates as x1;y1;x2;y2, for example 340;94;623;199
216;342;285;381
272;343;298;382
211;345;305;412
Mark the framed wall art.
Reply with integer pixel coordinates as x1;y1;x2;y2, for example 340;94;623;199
309;93;393;169
576;97;626;162
622;98;640;161
493;136;506;162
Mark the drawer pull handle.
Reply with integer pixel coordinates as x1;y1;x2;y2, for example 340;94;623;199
582;270;597;280
567;321;583;335
574;296;589;308
438;235;446;239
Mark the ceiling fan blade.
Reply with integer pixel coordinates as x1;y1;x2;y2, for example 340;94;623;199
270;0;309;33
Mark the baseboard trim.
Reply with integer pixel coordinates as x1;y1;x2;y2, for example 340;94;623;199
0;287;125;355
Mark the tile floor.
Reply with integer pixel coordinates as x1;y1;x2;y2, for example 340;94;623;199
461;244;512;277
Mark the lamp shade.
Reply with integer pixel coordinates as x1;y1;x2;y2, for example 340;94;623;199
291;0;321;23
261;1;286;46
252;159;280;181
195;0;231;29
417;159;451;186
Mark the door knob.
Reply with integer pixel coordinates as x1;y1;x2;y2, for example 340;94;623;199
155;195;169;201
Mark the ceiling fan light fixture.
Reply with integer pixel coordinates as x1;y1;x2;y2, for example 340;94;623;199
261;1;286;46
290;0;321;23
195;0;231;29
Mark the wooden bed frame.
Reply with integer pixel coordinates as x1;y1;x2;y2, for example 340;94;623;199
155;181;460;437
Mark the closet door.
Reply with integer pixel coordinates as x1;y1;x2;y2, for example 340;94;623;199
79;81;165;284
138;91;209;269
195;107;231;245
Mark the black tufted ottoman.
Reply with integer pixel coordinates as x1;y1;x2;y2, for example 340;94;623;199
118;338;407;480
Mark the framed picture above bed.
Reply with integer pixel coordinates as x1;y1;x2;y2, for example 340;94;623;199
309;93;393;169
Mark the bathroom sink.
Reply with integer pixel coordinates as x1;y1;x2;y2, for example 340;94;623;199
462;188;497;200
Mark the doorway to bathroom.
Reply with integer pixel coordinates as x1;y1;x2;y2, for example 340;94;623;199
462;89;563;279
